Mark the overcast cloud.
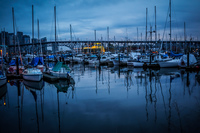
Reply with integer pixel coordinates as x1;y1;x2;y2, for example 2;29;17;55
0;0;200;41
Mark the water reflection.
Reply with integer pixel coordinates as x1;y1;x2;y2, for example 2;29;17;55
0;83;7;106
0;65;200;133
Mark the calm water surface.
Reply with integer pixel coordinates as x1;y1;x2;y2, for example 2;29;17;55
0;64;200;133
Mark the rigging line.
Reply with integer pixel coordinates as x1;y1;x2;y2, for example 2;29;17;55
15;27;23;65
160;6;170;50
147;10;152;28
72;28;77;41
50;12;54;42
56;12;61;41
171;0;182;40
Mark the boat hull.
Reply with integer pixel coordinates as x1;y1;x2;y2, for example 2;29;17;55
133;62;157;68
0;83;7;98
23;74;43;81
50;71;69;79
158;60;179;68
0;77;7;87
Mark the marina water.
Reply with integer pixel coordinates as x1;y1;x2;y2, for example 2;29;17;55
0;64;200;133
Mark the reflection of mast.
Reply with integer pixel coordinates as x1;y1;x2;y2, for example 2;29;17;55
149;70;153;104
20;83;25;133
154;77;157;123
17;80;21;133
186;72;191;95
168;76;172;132
96;66;98;94
35;92;39;133
108;68;110;94
174;102;183;132
40;89;44;121
57;91;61;133
159;77;167;117
145;71;148;121
136;72;139;95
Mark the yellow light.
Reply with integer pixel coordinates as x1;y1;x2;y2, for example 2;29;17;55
4;102;6;106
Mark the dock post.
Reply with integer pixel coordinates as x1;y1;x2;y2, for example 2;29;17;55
118;53;120;66
187;52;189;67
150;54;152;65
16;57;19;75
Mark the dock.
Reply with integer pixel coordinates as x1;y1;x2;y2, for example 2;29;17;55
7;74;23;79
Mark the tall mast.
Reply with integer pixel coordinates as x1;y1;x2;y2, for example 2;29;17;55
12;7;16;55
37;19;39;41
37;19;42;54
169;0;172;50
3;28;6;56
1;29;3;67
54;6;57;54
184;22;186;41
155;6;157;42
94;30;96;41
37;19;39;54
137;27;138;41
107;26;109;53
146;8;148;51
32;5;34;56
70;24;72;41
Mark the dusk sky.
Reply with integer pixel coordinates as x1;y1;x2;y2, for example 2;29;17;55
0;0;200;41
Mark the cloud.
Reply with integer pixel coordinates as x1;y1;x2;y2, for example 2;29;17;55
0;0;200;41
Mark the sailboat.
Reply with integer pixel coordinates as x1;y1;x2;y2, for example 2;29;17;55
22;5;43;82
155;0;183;68
8;8;24;74
50;62;71;79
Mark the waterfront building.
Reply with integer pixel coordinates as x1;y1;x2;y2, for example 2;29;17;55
8;33;14;45
23;35;30;44
17;31;23;45
0;31;9;46
41;37;47;54
32;38;38;43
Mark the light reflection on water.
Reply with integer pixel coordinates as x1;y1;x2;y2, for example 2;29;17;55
0;64;200;133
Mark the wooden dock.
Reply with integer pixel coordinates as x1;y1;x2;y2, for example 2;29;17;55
7;74;23;79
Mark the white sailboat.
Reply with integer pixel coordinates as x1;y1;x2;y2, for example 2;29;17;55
178;54;197;68
50;62;71;79
22;68;43;81
155;0;183;68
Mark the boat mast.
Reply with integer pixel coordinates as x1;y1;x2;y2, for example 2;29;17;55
107;26;109;54
1;29;3;67
155;6;157;42
145;8;148;52
54;6;57;54
70;24;72;41
32;5;34;58
12;7;16;56
94;30;96;41
3;28;6;56
169;0;172;51
38;19;42;54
